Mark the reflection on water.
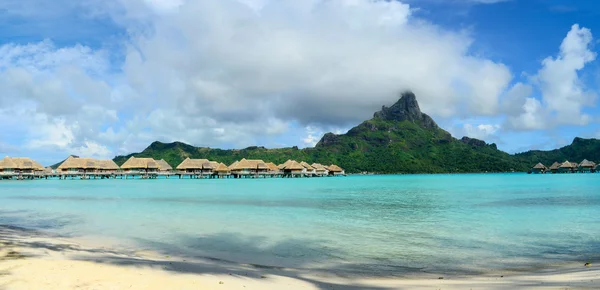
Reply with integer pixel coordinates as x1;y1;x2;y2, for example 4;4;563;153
1;174;599;275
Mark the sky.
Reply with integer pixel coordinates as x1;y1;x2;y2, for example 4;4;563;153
0;0;599;165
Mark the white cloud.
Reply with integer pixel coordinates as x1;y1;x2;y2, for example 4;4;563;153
506;24;597;130
463;123;500;140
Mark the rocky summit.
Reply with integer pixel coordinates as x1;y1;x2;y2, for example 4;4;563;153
373;91;438;129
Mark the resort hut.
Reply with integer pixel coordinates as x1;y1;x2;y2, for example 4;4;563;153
548;162;561;174
311;163;329;176
265;162;280;175
11;157;44;176
0;157;17;177
559;161;576;173
531;163;547;174
120;157;159;174
201;161;220;175
44;167;54;175
278;160;292;170
280;160;304;176
230;158;269;176
326;164;345;176
300;161;316;175
57;156;100;175
228;160;240;171
214;163;230;177
176;158;209;174
247;160;269;175
156;159;173;172
578;159;596;173
97;160;120;174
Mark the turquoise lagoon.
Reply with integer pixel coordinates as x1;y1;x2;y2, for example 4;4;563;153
1;174;599;275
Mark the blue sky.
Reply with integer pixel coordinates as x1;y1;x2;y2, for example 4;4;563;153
0;0;599;165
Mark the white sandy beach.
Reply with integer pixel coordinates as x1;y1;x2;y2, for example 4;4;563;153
0;225;598;290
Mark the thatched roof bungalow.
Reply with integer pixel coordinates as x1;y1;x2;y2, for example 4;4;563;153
230;158;269;175
57;156;99;173
0;157;18;174
120;157;159;172
10;157;45;173
214;163;230;176
311;163;329;175
176;158;209;173
97;160;120;172
280;160;304;175
156;159;173;172
531;163;547;174
548;162;561;173
559;161;576;173
300;161;316;175
265;162;280;173
326;164;345;175
578;159;596;172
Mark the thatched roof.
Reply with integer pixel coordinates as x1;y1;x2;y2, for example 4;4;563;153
311;163;328;172
44;167;53;173
300;161;314;170
549;162;561;170
214;163;230;173
176;158;209;170
10;157;44;170
327;164;344;172
98;160;120;170
579;159;596;168
0;156;17;169
228;160;239;170
265;162;279;171
559;161;576;169
279;160;292;169
281;160;304;170
230;158;268;170
155;159;172;171
532;163;546;169
120;157;159;169
202;161;219;170
57;156;98;170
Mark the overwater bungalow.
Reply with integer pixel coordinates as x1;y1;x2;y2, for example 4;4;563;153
229;158;269;177
214;163;230;177
327;164;345;176
311;163;329;176
156;159;173;172
280;160;304;176
531;163;547;174
11;157;45;176
97;160;120;174
558;161;576;173
0;157;17;178
176;158;209;175
578;159;596;173
120;157;159;176
548;162;561;173
44;167;54;175
202;161;220;175
300;161;316;176
265;162;280;175
57;156;99;176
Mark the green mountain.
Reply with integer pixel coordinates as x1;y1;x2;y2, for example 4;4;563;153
114;92;530;173
112;92;600;173
514;137;600;166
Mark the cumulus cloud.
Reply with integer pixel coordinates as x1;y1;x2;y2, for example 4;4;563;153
506;24;597;130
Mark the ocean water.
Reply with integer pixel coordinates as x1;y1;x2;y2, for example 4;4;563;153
1;174;599;275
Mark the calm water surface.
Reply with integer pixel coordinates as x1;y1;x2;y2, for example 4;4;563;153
1;174;599;275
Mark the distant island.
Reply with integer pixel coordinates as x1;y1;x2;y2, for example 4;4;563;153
112;92;600;174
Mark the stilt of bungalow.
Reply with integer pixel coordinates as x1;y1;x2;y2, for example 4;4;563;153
531;163;547;174
0;157;17;179
326;164;345;176
120;157;159;179
578;159;596;173
214;163;231;178
175;158;210;178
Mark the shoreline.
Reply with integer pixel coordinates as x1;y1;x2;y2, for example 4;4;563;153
1;225;599;289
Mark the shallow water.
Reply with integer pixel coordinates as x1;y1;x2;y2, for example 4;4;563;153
1;174;599;275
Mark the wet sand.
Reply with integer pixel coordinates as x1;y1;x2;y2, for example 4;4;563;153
0;225;598;289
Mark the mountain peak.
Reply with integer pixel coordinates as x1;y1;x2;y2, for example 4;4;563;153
373;91;438;129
